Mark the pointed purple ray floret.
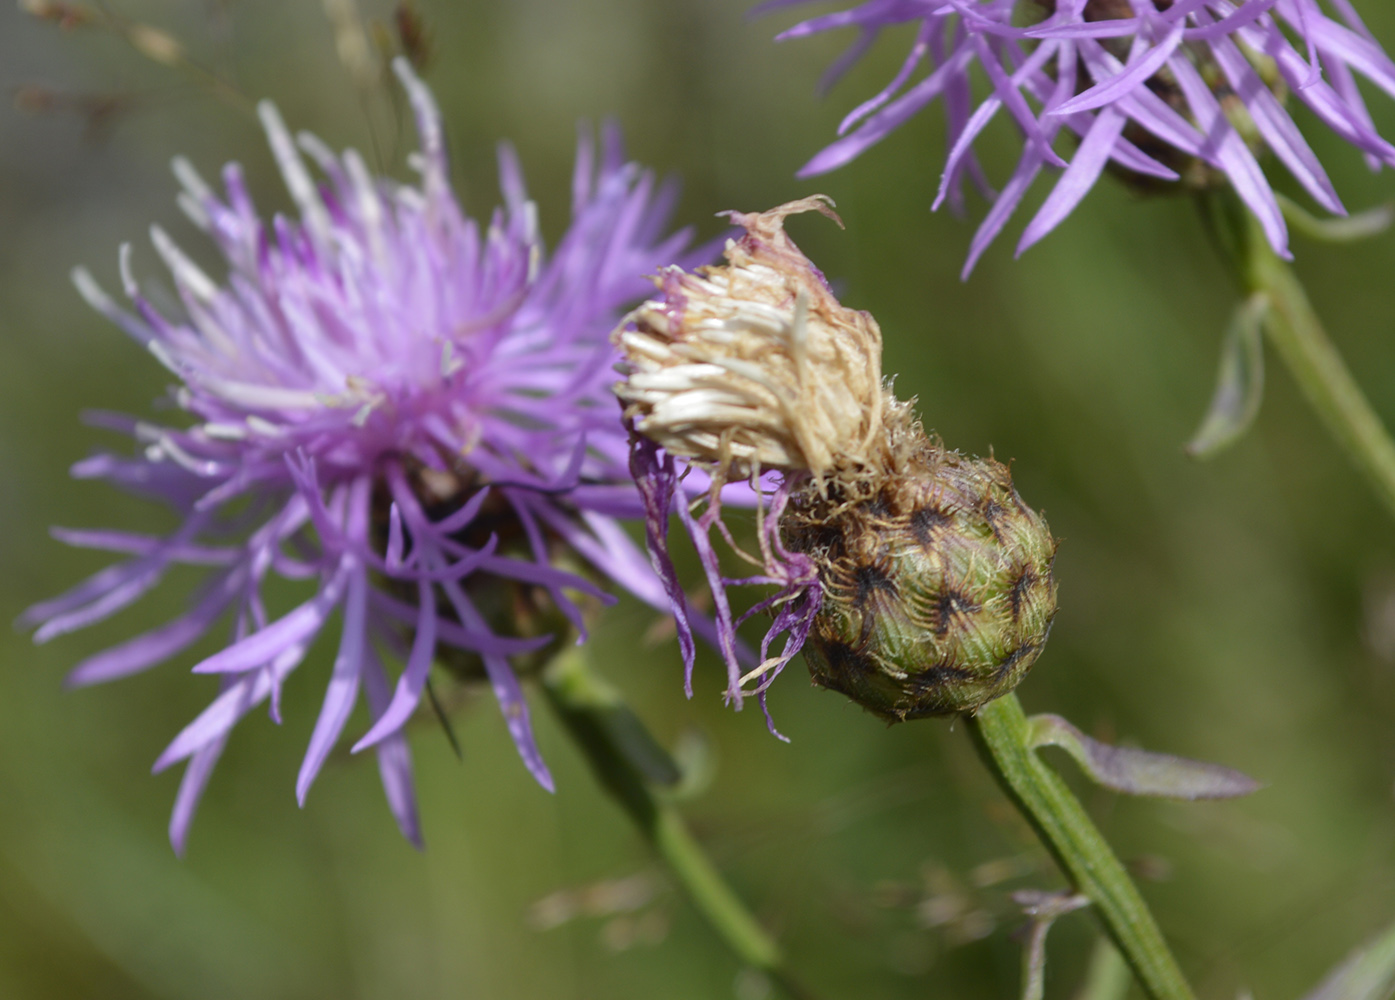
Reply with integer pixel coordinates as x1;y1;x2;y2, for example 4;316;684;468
23;59;703;855
762;0;1395;273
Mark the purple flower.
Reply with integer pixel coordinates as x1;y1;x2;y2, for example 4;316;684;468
23;60;700;855
763;0;1395;274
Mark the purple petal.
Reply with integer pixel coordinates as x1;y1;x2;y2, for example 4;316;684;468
152;641;309;772
820;27;878;96
1204;26;1344;213
676;499;742;708
439;580;554;792
969;31;1066;170
169;727;231;857
66;567;248;686
361;643;423;848
1051;25;1183;116
191;566;346;674
1018;105;1127;256
962;148;1044;277
26;515;209;640
800;44;976;177
629;436;696;691
297;481;373;804
295;563;368;805
1305;9;1395;102
1168;51;1290;257
353;577;436;753
837;19;933;134
1183;0;1277;42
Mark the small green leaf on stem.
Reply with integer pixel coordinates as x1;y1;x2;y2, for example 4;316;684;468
1187;292;1269;459
1279;194;1395;244
1015;890;1091;1000
969;696;1196;1000
1303;917;1395;1000
1027;714;1260;800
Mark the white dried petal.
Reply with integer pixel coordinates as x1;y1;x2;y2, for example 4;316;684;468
613;196;890;482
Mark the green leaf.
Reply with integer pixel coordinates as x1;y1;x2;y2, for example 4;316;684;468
1304;918;1395;1000
1027;713;1260;800
1279;194;1395;244
1187;292;1268;459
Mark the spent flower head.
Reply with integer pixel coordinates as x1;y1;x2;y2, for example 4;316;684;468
763;0;1395;274
614;199;1058;729
24;60;702;854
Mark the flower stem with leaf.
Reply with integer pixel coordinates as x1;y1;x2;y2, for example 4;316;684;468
967;693;1197;1000
1200;191;1395;519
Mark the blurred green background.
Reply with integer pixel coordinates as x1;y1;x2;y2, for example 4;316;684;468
4;2;1395;997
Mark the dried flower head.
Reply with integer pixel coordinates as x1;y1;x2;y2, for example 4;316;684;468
615;195;888;482
24;60;700;854
762;0;1395;273
614;199;1058;728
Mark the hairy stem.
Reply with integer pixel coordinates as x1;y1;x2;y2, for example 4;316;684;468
1207;193;1395;519
541;650;816;1000
967;694;1195;1000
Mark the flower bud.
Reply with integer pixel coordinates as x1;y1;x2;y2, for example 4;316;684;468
613;198;1057;721
783;434;1057;721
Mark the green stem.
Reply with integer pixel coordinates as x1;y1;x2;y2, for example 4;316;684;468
1076;938;1132;1000
1209;193;1395;520
966;694;1195;1000
541;650;816;1000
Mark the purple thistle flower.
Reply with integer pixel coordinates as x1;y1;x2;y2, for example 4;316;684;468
762;0;1395;274
23;59;702;855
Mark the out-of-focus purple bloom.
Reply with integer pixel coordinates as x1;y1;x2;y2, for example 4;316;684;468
762;0;1395;274
23;60;700;855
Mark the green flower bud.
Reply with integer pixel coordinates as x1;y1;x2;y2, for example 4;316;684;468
784;425;1058;721
613;196;1058;720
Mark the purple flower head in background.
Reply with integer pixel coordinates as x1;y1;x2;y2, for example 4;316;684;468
23;59;701;855
763;0;1395;275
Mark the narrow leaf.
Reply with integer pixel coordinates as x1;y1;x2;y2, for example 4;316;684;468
1187;292;1269;459
1304;917;1395;1000
1280;193;1395;244
1027;713;1260;800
